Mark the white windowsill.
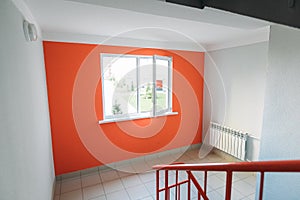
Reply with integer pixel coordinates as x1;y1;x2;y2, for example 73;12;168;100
98;112;178;124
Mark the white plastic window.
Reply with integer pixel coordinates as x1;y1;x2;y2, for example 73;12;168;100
100;54;174;123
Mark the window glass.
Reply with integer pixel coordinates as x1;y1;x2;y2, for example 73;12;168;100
155;58;170;115
139;57;153;113
102;56;137;118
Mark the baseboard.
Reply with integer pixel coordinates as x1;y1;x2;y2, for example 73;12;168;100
212;148;258;176
212;148;242;162
56;143;202;180
51;176;56;200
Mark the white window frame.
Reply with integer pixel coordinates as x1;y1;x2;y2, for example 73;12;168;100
99;53;177;124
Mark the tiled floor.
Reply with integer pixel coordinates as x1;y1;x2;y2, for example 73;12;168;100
54;149;257;200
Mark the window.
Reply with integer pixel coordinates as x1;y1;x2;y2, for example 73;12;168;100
100;53;175;123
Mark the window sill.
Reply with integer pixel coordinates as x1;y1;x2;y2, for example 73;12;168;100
98;112;178;124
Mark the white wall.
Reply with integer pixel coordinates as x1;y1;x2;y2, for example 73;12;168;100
203;42;269;161
258;24;300;199
0;1;55;200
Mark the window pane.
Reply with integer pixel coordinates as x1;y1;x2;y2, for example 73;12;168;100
139;57;153;113
155;58;170;114
102;55;137;118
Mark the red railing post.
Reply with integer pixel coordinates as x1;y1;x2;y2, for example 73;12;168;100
204;170;208;194
259;172;265;200
200;170;208;200
156;170;160;200
188;171;191;200
165;170;169;200
225;171;233;200
175;170;179;200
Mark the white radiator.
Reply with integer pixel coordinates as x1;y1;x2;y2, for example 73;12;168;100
209;122;248;161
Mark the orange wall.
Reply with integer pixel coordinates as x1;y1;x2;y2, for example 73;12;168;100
43;41;204;175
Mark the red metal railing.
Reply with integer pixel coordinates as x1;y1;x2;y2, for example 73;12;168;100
153;160;300;200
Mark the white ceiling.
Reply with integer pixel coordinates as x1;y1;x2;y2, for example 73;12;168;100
22;0;271;51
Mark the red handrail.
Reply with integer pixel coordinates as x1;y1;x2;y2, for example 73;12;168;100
153;160;300;172
153;160;300;200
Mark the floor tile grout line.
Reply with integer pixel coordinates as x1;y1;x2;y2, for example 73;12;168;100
58;178;62;196
97;165;109;200
120;175;133;200
136;170;153;198
57;177;61;200
80;170;84;200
